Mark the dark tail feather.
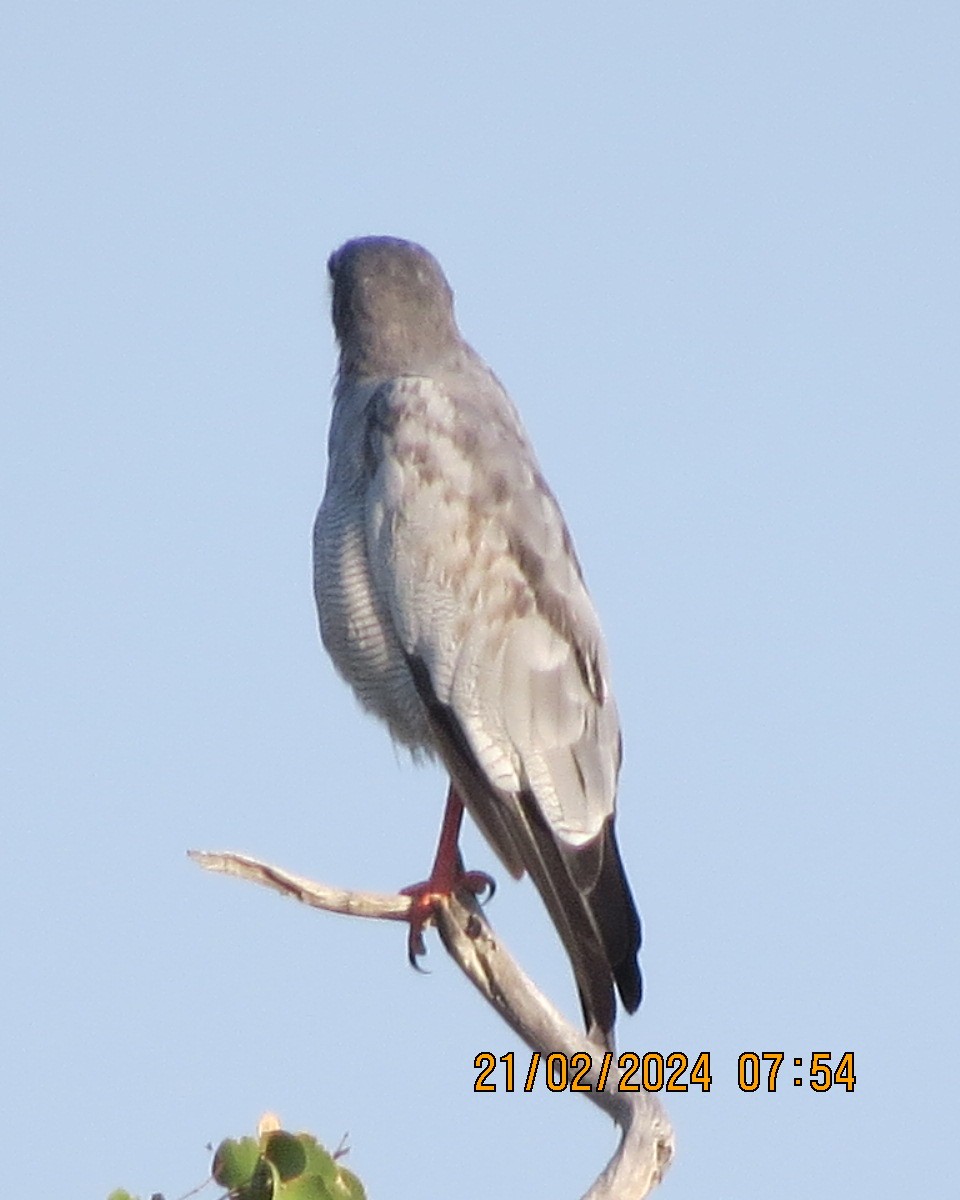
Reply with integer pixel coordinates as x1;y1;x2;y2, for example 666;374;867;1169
517;795;642;1042
585;820;642;1013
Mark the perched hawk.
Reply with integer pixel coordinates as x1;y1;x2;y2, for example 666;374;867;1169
314;236;641;1044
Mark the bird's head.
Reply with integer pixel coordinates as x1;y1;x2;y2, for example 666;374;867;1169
328;236;461;378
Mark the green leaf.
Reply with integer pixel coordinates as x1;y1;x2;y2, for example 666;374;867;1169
295;1135;366;1200
330;1166;366;1200
262;1131;308;1182
295;1135;338;1185
247;1156;279;1200
106;1191;140;1200
276;1176;332;1200
212;1136;262;1189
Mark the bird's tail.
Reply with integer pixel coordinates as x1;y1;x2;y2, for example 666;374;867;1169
515;794;642;1046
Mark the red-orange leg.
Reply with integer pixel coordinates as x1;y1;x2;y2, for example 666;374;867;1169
401;783;494;964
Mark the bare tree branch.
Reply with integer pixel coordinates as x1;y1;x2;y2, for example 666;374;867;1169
190;849;674;1199
189;851;413;921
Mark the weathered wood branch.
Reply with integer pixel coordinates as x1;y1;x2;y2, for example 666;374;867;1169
189;849;674;1199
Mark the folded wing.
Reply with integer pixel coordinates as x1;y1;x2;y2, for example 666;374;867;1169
363;372;642;1039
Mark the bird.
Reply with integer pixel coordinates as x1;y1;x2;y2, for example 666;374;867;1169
313;236;641;1045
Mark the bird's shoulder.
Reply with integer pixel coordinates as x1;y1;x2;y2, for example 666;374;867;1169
362;371;599;658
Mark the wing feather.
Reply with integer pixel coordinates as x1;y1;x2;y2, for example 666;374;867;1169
363;372;641;1037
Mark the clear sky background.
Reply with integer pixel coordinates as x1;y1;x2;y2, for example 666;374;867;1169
2;4;957;1198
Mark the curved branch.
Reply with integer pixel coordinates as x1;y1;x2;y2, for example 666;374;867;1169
189;851;413;921
190;849;674;1198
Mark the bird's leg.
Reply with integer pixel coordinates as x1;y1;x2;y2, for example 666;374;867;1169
401;783;495;965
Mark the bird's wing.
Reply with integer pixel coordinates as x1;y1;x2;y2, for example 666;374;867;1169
363;372;641;1038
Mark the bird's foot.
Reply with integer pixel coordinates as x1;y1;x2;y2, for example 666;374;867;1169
401;869;496;966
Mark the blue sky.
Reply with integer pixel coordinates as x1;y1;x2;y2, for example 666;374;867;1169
2;4;957;1197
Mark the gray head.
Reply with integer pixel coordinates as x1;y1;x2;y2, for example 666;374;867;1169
328;237;464;378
